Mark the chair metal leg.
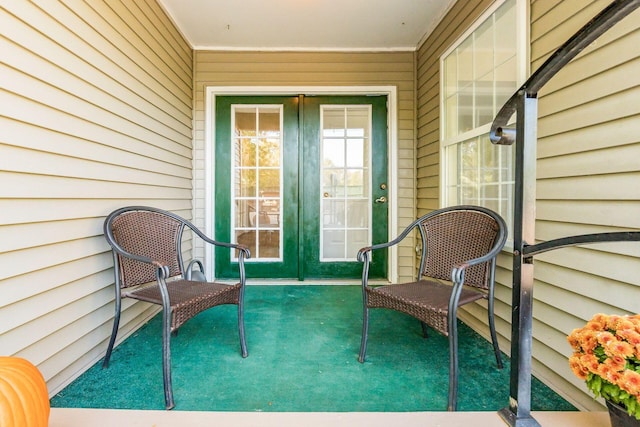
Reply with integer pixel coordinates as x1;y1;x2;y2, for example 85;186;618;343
162;308;175;410
488;297;503;369
102;294;121;368
238;302;248;358
420;321;429;338
447;313;459;411
358;306;369;363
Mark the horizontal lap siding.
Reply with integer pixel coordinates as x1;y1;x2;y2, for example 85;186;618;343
415;0;493;214
414;0;519;389
0;0;193;395
529;0;640;411
419;0;640;413
193;51;417;281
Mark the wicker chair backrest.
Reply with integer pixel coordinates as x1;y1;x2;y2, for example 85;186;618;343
110;210;183;288
419;209;499;289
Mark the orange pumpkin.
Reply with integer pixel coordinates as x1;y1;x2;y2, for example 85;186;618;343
0;357;50;427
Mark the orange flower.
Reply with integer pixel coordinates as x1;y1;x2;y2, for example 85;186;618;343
598;331;616;347
580;353;600;374
589;313;608;329
617;318;636;332
622;370;640;396
604;354;627;372
567;333;581;351
605;339;634;359
598;362;613;378
608;370;623;386
580;332;598;354
569;355;588;380
568;312;640;417
606;315;623;330
618;328;640;348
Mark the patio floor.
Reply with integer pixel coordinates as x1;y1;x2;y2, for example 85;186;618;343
51;285;576;412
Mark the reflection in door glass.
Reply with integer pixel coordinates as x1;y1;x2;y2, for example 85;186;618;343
232;106;282;261
320;106;371;261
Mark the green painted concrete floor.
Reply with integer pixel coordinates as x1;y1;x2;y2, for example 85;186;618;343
50;285;576;412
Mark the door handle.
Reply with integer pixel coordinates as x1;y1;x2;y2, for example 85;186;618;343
375;196;387;204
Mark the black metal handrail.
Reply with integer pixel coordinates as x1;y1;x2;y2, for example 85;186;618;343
487;1;640;426
524;232;640;258
491;0;640;146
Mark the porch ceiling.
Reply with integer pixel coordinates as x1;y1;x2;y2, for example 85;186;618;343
158;0;456;51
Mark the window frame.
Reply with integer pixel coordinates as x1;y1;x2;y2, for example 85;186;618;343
439;0;528;244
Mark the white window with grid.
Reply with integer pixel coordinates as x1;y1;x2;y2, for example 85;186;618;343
440;0;527;237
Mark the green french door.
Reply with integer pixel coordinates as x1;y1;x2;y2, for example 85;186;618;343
215;95;388;280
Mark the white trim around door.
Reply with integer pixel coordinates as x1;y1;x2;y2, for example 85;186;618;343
203;86;399;282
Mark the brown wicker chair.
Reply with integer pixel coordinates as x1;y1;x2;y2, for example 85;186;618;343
357;205;507;411
102;206;250;409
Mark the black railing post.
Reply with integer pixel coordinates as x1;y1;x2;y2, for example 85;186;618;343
497;91;540;427
489;1;640;426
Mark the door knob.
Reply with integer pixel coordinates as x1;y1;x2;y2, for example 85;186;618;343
375;196;387;204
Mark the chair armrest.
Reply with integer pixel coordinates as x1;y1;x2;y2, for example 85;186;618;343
185;259;207;281
188;225;251;260
357;227;415;262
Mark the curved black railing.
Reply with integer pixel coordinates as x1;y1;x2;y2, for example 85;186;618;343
487;1;640;426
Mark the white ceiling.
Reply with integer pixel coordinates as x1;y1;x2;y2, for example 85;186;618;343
158;0;457;51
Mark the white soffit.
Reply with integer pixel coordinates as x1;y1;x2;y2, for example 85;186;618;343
158;0;457;51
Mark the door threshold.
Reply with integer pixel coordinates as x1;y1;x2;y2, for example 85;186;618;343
246;279;361;286
245;279;392;286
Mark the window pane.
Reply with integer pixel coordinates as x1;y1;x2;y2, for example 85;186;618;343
346;200;368;228
323;139;345;167
346;230;368;260
232;105;283;261
323;199;345;227
474;18;494;81
258;169;279;196
258;138;280;167
346;169;364;197
323;169;345;197
238;138;256;167
346;138;364;167
323;109;345;136
441;0;519;239
320;105;372;262
323;230;345;259
235;200;254;228
495;2;517;66
457;38;473;86
458;85;474;134
475;69;494;126
443;55;458;98
346;108;368;137
444;95;458;139
237;169;256;197
495;57;518;110
258;109;280;135
235;109;256;137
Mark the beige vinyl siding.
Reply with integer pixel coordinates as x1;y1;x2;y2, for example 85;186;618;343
414;0;515;377
193;51;418;281
419;0;640;412
0;0;193;396
415;0;494;214
530;0;640;411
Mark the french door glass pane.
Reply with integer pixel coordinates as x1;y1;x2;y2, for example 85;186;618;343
320;105;371;261
232;105;282;261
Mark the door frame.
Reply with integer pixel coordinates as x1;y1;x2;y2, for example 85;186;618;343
204;86;399;282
